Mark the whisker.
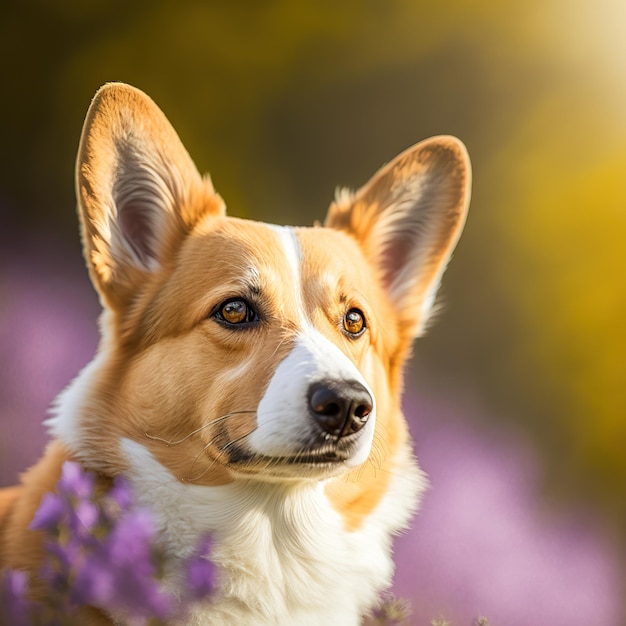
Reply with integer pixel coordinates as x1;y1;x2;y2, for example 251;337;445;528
145;410;256;446
370;433;386;467
187;436;220;478
184;425;259;483
183;443;221;483
219;428;257;454
350;459;366;484
183;446;219;484
264;334;291;363
185;410;299;481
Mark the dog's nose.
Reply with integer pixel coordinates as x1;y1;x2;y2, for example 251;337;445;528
308;381;373;438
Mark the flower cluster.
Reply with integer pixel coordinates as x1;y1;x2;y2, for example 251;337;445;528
0;462;215;625
0;461;496;625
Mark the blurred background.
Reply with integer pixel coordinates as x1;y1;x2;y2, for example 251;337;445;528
1;1;624;623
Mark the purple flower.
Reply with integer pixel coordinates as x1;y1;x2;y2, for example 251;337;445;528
58;461;95;500
71;499;99;535
107;475;133;510
44;539;82;577
75;494;174;619
106;508;156;567
4;461;217;622
184;536;216;601
71;501;173;618
30;492;65;533
0;570;29;626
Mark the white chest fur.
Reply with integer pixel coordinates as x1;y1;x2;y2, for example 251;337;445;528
120;439;423;626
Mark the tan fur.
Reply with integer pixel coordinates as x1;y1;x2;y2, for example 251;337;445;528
1;442;69;571
0;487;21;529
294;227;409;530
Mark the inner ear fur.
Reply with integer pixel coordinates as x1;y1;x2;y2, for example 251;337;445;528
76;82;224;310
325;136;471;339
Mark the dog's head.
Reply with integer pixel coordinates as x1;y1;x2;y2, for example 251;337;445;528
51;84;470;507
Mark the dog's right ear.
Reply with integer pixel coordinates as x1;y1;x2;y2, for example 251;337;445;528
325;136;470;342
76;83;224;310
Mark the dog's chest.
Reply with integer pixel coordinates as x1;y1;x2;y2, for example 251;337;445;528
121;440;418;626
167;483;392;625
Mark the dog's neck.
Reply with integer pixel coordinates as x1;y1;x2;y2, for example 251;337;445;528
117;438;420;626
119;437;330;552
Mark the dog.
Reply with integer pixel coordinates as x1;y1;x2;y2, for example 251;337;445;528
0;83;470;625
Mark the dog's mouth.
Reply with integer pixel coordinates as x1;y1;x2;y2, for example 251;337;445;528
228;445;351;466
224;436;359;477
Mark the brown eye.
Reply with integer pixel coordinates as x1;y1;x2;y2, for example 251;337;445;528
343;308;365;336
216;299;258;326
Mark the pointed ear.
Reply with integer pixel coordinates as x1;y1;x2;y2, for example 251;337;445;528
76;82;225;310
325;136;471;338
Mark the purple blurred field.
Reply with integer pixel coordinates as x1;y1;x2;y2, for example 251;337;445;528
0;253;99;486
0;256;623;624
397;397;622;624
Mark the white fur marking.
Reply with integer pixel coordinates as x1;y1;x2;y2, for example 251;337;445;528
268;225;307;326
249;329;376;467
45;349;109;451
119;438;420;625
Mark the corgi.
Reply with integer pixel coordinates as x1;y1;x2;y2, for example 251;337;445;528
0;83;470;625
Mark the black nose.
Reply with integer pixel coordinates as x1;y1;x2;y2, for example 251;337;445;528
308;380;373;438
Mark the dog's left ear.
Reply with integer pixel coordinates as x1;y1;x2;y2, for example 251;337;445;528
325;136;471;338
